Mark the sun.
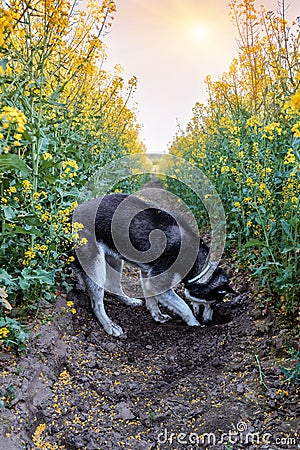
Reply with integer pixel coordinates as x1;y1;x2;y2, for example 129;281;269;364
188;23;209;43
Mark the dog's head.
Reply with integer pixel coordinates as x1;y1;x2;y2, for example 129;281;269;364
186;267;235;303
184;267;236;323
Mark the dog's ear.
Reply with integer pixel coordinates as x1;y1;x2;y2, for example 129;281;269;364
208;271;237;295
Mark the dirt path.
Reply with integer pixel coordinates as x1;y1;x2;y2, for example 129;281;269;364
1;181;299;450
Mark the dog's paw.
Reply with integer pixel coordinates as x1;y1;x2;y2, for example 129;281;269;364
104;321;124;337
128;297;143;307
153;312;172;323
116;295;143;307
186;317;201;327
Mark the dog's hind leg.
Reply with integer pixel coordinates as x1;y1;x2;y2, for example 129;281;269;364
82;252;124;337
105;255;142;307
71;264;86;292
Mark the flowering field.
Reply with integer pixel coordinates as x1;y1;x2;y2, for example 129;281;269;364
0;0;299;351
0;0;147;346
167;1;299;320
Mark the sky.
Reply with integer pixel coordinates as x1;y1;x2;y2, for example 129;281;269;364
103;0;299;153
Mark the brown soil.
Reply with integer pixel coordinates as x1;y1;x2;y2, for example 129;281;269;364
1;267;299;450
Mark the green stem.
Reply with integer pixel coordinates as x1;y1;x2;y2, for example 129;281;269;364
255;354;268;390
255;200;280;273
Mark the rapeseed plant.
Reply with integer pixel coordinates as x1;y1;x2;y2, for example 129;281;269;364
0;0;147;348
168;0;300;318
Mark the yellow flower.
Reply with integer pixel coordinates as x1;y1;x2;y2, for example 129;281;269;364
259;182;266;192
24;249;35;260
291;123;300;138
246;116;262;128
42;152;53;160
284;148;296;165
0;9;13;46
22;180;32;191
72;222;84;230
67;256;75;264
288;89;300;112
221;165;230;173
71;201;78;210
62;159;78;170
0;106;26;133
0;327;9;339
59;369;71;385
234;201;241;208
32;423;46;443
263;122;282;140
34;244;48;252
41;211;50;222
8;186;17;194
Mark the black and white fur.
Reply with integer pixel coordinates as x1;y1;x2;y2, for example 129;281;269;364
72;193;234;336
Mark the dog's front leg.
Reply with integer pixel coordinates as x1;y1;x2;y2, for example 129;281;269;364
202;302;213;323
140;271;171;323
145;296;172;323
157;289;200;327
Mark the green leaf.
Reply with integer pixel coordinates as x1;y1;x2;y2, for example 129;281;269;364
4;318;29;344
43;175;57;184
33;267;56;285
48;99;65;107
20;267;55;288
20;215;43;227
3;225;42;236
280;220;294;243
243;239;266;248
0;58;8;71
3;206;16;220
0;154;30;176
0;269;16;289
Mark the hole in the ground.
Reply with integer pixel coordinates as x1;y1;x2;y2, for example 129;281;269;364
196;304;232;326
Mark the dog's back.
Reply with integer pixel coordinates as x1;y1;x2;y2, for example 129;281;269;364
89;194;184;274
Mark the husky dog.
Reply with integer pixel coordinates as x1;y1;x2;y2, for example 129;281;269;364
71;193;235;336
